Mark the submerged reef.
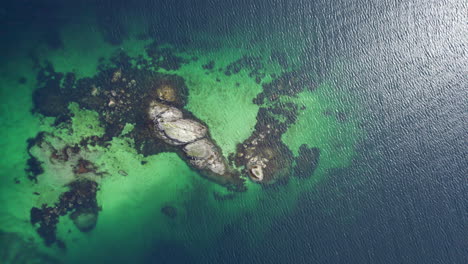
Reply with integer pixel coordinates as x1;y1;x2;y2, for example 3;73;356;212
31;180;99;246
31;51;323;188
26;132;103;246
31;50;247;190
27;46;325;245
294;144;320;178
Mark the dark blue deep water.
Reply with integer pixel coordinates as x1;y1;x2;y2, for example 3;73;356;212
1;0;466;263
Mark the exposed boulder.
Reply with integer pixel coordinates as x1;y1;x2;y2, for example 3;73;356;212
184;139;226;175
148;101;182;122
247;163;264;182
157;119;207;145
149;101;207;145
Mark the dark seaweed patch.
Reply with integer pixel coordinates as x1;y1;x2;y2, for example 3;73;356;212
25;157;44;183
30;180;100;246
146;42;189;71
293;145;320;178
224;56;265;82
32;63;69;117
254;69;318;105
25;132;47;182
269;50;289;69
234;108;294;185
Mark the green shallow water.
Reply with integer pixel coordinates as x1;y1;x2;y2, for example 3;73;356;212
0;14;362;264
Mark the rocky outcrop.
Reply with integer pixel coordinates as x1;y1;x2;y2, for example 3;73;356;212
184;139;226;175
235;124;293;185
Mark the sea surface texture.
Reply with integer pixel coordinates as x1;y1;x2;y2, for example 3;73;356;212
0;1;466;263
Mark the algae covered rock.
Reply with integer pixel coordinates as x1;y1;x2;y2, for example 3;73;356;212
293;144;320;178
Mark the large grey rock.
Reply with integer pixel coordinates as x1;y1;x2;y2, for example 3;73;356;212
183;138;216;158
158;119;207;145
149;102;206;145
184;139;226;175
148;102;182;122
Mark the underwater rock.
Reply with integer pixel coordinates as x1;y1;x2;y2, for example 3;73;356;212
118;170;128;176
161;206;177;218
293;145;320;178
70;210;98;232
